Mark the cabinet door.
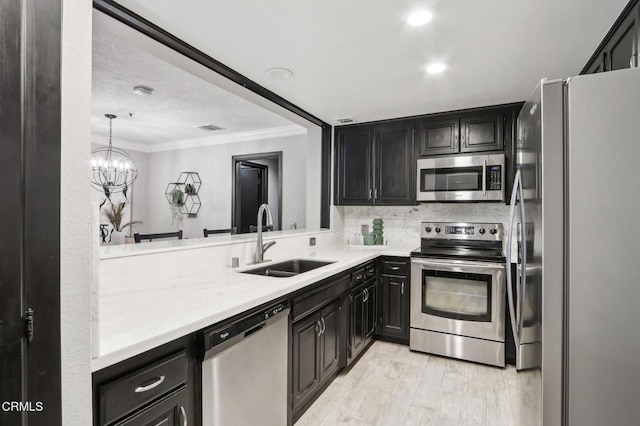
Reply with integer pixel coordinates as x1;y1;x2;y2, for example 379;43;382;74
379;275;408;339
417;118;459;156
319;300;341;381
364;281;377;339
334;126;374;205
114;386;187;426
292;313;321;409
460;112;504;153
349;288;366;360
373;124;415;205
603;9;638;71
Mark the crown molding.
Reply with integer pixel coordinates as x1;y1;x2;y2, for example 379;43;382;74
96;125;308;153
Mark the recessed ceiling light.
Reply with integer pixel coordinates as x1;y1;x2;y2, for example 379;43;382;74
132;85;154;95
266;67;294;80
426;62;447;74
407;10;434;26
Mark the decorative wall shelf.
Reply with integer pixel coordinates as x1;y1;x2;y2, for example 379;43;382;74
165;172;202;216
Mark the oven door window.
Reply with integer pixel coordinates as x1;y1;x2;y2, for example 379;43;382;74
421;269;492;322
420;166;483;192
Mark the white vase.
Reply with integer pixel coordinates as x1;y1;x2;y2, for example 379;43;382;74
109;228;125;245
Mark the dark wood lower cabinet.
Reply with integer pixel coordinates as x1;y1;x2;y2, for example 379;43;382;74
292;313;322;409
113;386;187;426
292;298;344;416
377;257;411;345
348;278;376;364
92;335;199;426
320;302;341;379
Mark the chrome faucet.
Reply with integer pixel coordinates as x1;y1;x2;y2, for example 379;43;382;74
253;203;276;264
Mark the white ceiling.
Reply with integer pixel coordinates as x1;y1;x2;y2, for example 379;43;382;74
92;10;300;150
113;0;629;124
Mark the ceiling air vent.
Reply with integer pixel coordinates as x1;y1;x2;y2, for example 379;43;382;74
335;117;356;124
198;124;225;131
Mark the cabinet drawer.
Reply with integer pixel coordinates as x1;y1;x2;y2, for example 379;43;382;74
99;351;188;425
292;275;350;322
382;260;408;276
364;262;377;280
351;268;366;286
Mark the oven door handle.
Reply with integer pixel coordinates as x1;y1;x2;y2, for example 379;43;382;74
411;259;505;272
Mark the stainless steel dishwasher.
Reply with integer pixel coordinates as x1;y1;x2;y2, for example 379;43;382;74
200;301;289;426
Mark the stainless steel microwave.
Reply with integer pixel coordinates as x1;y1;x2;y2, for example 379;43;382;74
416;153;505;202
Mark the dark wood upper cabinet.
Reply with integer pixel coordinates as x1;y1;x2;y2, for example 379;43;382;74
460;113;504;153
582;0;640;74
417;109;506;157
417;118;459;156
334;126;373;205
334;123;415;206
374;124;415;205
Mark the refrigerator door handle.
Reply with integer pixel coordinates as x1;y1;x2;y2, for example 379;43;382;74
517;174;528;336
506;169;521;347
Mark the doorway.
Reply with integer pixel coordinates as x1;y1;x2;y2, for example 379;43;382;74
232;152;282;234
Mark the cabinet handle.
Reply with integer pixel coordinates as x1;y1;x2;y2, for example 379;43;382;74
389;266;400;271
368;189;372;200
401;282;405;295
374;188;378;199
367;268;375;274
355;274;363;282
630;53;638;68
180;406;187;426
363;288;369;302
134;375;165;393
321;318;326;335
316;320;322;337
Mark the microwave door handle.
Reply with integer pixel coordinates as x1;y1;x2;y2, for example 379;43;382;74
506;169;521;347
482;159;487;195
517;177;528;336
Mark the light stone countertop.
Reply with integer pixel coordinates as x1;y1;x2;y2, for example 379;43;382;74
92;241;416;372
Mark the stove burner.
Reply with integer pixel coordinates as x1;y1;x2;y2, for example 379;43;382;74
412;221;506;263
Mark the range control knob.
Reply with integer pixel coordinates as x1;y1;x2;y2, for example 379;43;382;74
425;227;432;233
435;227;441;233
490;228;498;235
478;228;486;235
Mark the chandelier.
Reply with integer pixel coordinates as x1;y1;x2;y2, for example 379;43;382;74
90;114;138;199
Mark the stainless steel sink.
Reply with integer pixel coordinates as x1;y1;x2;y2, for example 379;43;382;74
241;259;335;278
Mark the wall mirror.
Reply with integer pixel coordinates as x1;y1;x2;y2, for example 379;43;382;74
92;10;324;241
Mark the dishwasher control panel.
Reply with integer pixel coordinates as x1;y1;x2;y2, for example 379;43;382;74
199;300;289;358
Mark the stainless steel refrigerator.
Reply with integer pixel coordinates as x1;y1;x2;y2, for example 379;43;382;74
508;67;640;426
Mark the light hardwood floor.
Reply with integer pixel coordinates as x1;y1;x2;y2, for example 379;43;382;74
296;341;541;426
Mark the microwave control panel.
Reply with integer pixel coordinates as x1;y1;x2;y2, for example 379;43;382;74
486;165;502;190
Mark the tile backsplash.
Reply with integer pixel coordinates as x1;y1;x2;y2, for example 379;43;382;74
335;203;511;249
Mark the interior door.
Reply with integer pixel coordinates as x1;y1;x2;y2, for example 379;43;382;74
235;161;267;233
0;0;62;424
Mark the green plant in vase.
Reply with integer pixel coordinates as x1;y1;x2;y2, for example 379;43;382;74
170;188;184;226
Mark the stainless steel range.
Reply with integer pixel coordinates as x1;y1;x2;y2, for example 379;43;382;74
410;222;506;367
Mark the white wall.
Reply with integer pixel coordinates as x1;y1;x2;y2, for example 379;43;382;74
335;203;510;248
305;126;322;229
61;0;92;424
134;133;309;238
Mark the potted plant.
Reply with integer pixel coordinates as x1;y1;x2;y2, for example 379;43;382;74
170;188;184;226
102;202;142;244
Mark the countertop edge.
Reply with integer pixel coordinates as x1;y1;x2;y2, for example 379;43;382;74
91;248;412;372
